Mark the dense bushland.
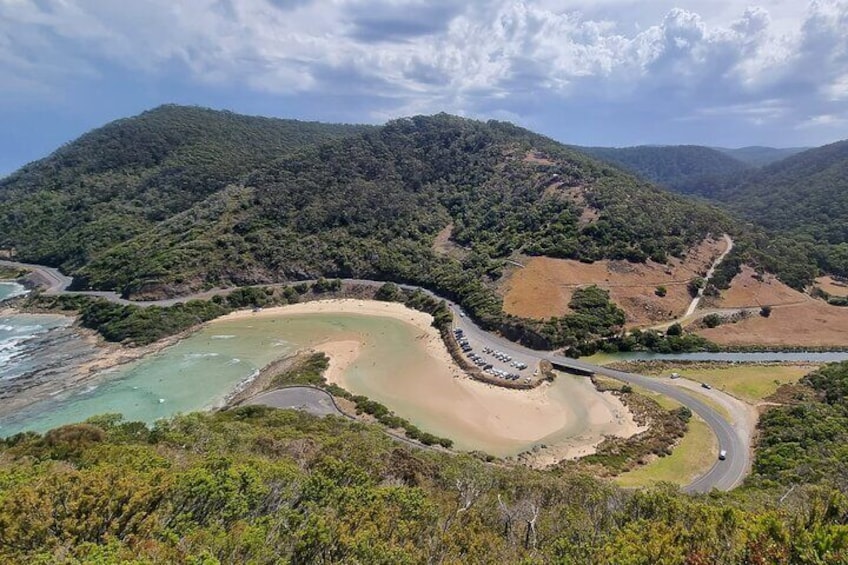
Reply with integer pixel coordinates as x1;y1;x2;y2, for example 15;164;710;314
1;363;847;564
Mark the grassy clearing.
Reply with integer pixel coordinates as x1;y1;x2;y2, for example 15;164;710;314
670;365;814;404
595;375;683;411
678;388;734;421
580;352;624;366
615;415;716;487
630;383;683;411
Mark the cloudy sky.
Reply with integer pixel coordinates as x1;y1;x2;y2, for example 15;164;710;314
1;0;847;175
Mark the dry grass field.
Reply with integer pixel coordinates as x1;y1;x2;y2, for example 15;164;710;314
501;238;727;326
697;300;848;347
816;275;848;297
713;265;808;308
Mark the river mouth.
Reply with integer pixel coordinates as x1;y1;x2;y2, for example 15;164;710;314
0;301;640;459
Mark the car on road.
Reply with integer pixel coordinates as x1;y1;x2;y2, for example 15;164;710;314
670;372;680;379
701;382;712;389
719;449;727;460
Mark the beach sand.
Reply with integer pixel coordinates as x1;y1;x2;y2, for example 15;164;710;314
225;299;643;460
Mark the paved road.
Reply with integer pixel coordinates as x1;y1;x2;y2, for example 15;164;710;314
2;260;749;492
244;386;342;417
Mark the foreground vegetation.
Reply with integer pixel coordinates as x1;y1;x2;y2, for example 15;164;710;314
1;364;847;563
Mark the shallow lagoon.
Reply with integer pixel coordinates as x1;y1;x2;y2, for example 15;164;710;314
0;310;628;457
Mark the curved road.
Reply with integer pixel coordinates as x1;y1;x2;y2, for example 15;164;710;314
1;260;749;492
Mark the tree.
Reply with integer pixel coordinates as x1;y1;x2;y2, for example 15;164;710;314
760;305;772;317
687;277;706;298
703;314;722;328
666;323;682;336
655;285;667;297
375;282;402;302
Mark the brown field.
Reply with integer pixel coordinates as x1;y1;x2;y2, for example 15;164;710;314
696;300;848;347
714;265;807;308
501;238;727;326
816;276;848;297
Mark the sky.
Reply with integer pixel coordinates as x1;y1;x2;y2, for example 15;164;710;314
1;0;847;176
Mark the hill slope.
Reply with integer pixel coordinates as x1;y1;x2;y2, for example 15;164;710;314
576;144;752;196
715;145;808;167
1;109;740;347
719;140;848;278
76;115;734;294
0;105;371;270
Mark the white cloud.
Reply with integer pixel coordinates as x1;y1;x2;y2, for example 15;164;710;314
0;0;846;143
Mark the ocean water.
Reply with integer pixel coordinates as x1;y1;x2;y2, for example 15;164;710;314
0;313;424;436
0;281;28;302
0;318;296;436
0;313;75;381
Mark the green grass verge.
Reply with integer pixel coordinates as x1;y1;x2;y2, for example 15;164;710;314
615;415;717;487
669;365;815;404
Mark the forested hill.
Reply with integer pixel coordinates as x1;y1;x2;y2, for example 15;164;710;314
1;109;740;344
74;114;733;298
714;145;808;167
575;144;752;196
0;105;371;270
717;139;848;278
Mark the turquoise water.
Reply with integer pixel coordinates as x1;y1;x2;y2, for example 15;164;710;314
1;310;608;456
0;281;28;302
0;313;433;436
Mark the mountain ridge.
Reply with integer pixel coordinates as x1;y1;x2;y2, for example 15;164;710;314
574;144;752;196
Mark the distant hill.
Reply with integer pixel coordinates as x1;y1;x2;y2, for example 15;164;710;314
0;105;372;270
717;140;848;279
575;145;752;196
714;146;808;167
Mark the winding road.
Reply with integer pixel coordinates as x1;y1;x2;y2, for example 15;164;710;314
1;259;750;493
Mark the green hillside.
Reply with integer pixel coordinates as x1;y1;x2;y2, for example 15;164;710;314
0;108;745;346
1;362;847;563
0;105;371;271
719;140;848;278
715;145;808;167
64;114;735;341
576;144;752;196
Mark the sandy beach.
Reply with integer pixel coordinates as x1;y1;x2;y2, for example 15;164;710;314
219;298;458;366
224;299;643;459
